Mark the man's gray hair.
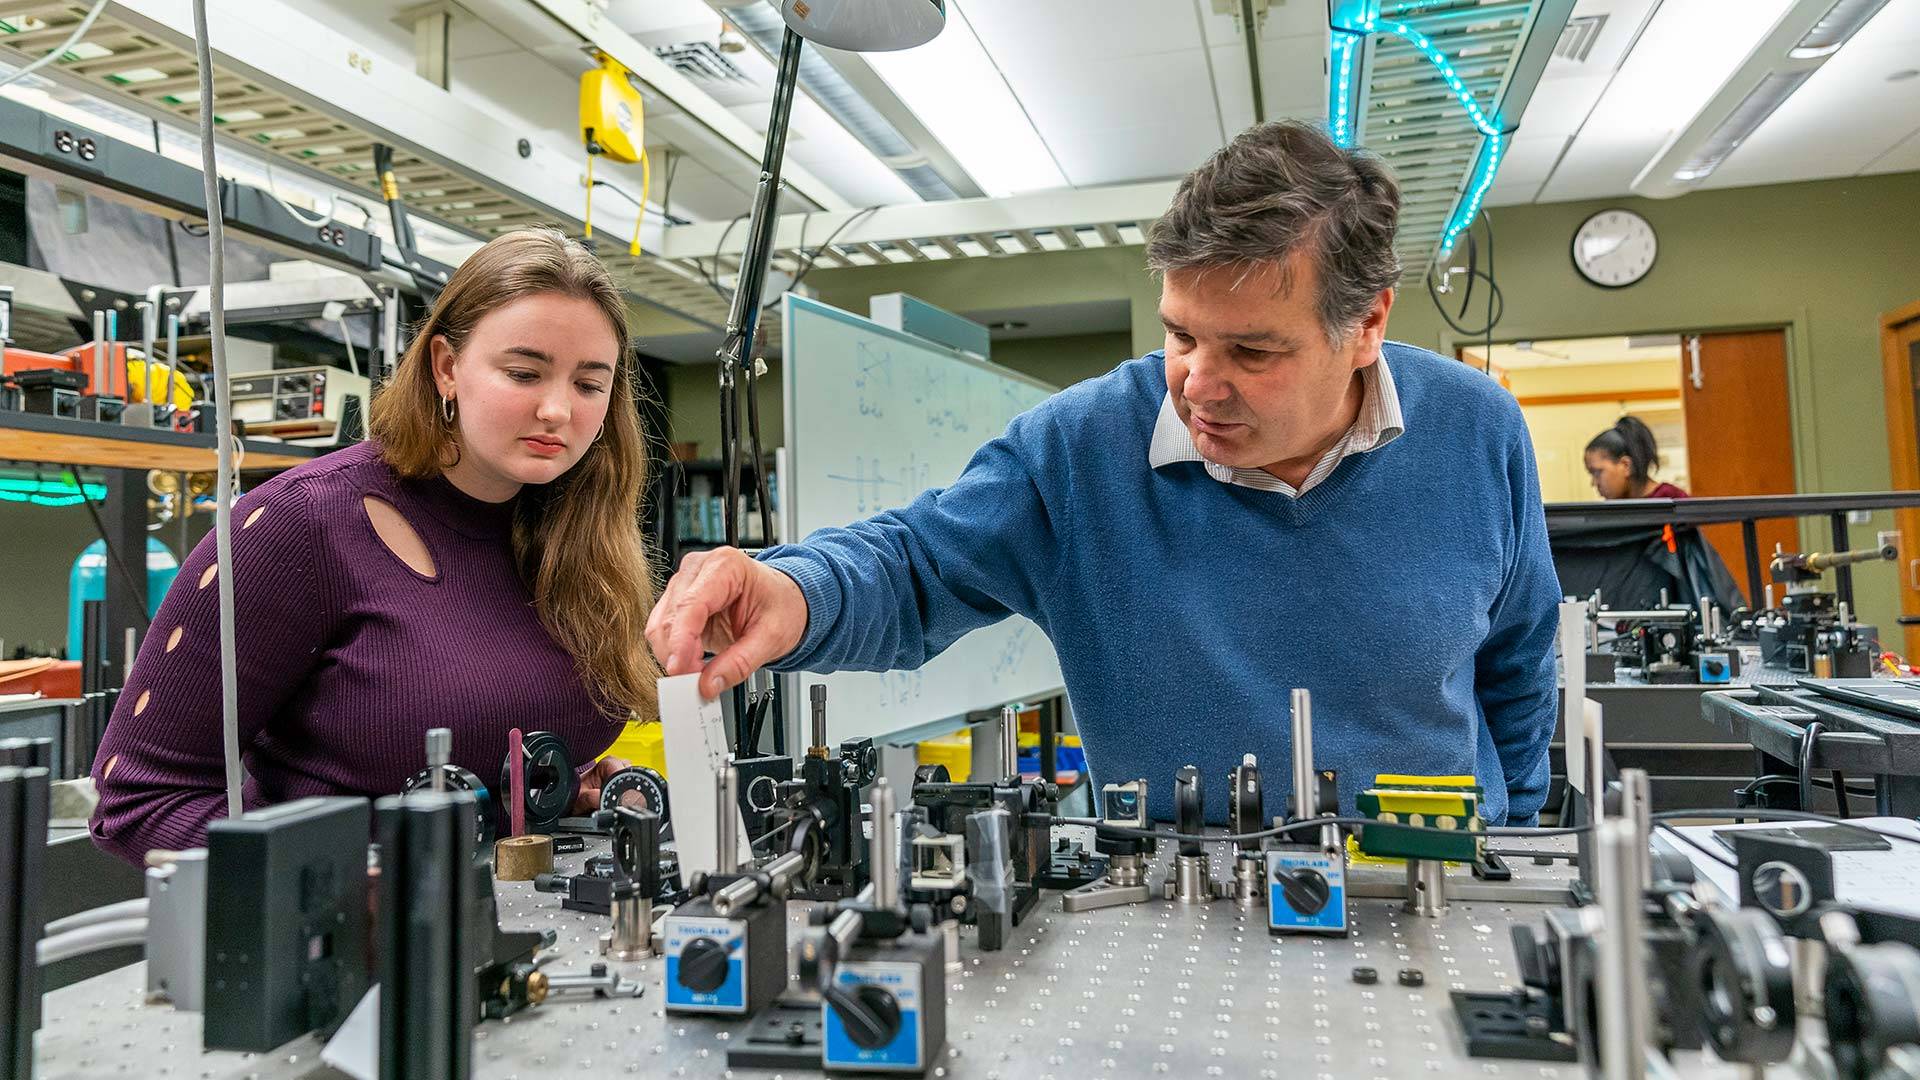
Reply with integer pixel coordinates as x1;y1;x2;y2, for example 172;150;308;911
1146;120;1401;344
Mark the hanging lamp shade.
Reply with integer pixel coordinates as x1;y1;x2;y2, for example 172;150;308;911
779;0;946;52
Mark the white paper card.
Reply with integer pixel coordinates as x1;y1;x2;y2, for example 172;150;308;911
1559;601;1587;793
659;673;750;879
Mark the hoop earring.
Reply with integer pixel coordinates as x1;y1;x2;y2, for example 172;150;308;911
441;396;456;424
593;424;605;445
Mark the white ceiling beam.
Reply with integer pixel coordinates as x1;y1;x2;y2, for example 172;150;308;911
658;179;1178;261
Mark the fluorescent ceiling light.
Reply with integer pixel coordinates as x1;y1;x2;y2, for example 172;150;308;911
1665;69;1811;181
1633;0;1892;196
861;2;1067;197
1789;0;1891;58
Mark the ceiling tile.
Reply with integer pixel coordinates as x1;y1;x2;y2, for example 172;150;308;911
957;0;1207;67
1493;134;1571;187
1043;120;1226;187
1865;125;1920;174
1485;177;1545;207
1511;74;1612;139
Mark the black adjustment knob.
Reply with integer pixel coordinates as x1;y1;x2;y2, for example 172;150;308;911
1280;869;1330;915
837;985;903;1050
677;937;731;993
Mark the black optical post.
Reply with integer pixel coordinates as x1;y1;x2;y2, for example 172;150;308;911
716;27;801;754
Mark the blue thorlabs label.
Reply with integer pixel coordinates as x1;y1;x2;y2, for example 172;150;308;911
823;959;923;1071
663;915;747;1012
1267;846;1348;933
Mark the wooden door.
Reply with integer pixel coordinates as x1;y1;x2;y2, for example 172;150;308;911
1881;301;1920;656
1680;329;1798;606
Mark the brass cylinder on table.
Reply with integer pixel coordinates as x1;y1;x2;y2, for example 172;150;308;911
494;833;555;881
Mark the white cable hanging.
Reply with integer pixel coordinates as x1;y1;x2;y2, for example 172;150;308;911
190;0;243;820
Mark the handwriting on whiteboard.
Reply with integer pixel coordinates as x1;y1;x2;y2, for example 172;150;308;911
824;454;934;515
988;622;1035;683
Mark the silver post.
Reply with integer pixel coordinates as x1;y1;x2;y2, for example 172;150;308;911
425;728;451;792
123;627;137;682
606;885;652;960
872;778;899;910
1000;705;1020;783
91;310;107;396
809;683;828;754
137;301;156;401
716;761;739;876
1765;584;1776;611
712;851;806;916
1290;688;1315;821
1698;598;1713;641
380;286;400;380
1620;768;1652;892
1596;818;1650;1080
828;905;864;955
1404;859;1446;917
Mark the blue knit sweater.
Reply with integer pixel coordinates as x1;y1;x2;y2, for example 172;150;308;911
761;344;1560;825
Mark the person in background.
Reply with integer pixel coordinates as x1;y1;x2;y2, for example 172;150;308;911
1584;415;1689;500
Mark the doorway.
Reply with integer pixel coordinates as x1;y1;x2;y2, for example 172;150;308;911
1468;329;1798;607
1881;300;1920;657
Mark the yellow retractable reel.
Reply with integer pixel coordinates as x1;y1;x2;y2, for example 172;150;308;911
579;52;649;256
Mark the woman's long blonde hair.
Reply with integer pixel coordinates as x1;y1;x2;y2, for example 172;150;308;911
370;227;660;720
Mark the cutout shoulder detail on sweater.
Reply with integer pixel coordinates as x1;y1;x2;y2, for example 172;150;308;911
134;690;151;716
197;564;216;589
243;505;266;529
363;494;438;579
166;625;184;652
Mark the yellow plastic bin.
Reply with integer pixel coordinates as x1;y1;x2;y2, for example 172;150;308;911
917;730;972;782
599;719;668;776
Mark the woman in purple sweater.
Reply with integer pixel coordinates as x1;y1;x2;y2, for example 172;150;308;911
89;228;662;863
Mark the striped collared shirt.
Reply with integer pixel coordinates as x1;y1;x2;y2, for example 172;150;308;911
1146;357;1406;496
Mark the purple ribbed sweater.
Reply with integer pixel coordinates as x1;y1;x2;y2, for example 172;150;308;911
89;440;617;864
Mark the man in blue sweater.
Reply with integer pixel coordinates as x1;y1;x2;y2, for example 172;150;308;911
646;120;1559;825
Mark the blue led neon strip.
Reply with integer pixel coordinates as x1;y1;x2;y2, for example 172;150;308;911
0;477;108;506
1326;4;1510;257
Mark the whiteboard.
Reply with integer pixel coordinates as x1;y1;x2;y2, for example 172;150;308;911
781;294;1064;743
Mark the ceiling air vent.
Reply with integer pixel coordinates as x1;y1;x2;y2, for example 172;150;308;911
653;41;748;83
1553;14;1607;63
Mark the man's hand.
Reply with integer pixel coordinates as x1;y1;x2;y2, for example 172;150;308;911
645;547;809;700
574;755;630;815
